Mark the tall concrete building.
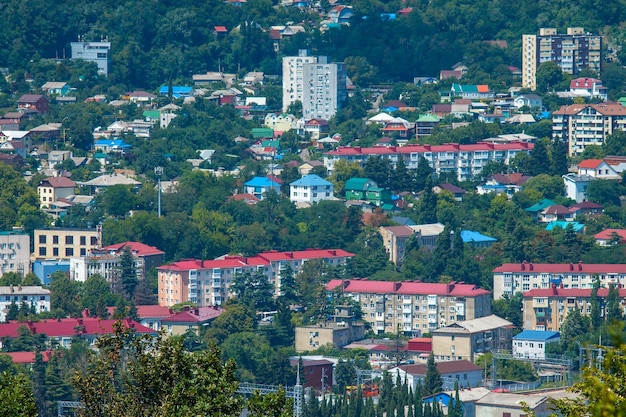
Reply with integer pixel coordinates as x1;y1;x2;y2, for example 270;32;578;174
282;49;318;112
282;51;347;120
70;39;111;75
522;28;602;90
302;57;347;120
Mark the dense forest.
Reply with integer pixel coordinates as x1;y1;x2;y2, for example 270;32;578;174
1;0;626;91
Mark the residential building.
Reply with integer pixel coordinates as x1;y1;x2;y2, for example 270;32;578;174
493;261;626;300
431;315;514;362
594;229;626;246
562;173;593;203
323;142;534;182
17;94;49;115
475;392;552;417
0;286;50;321
295;305;365;352
160;305;224;336
522;286;626;331
133;305;173;332
325;279;492;335
460;230;497;248
522;28;602;90
34;227;101;260
37;176;76;209
70;39;111;75
328;5;354;24
289;358;334;392
476;173;531;197
0;231;29;276
423;387;492;417
512;330;560;359
70;241;165;283
433;183;466;201
344;178;391;206
157;249;354;307
41;82;71;96
264;113;297;132
513;94;543;110
389;360;483;392
569;77;608;100
282;50;318;112
415;114;441;138
379;223;445;265
302;118;330;139
79;173;142;194
0;317;153;349
302;57;347;121
243;176;282;200
553;102;626;156
289;174;334;205
577;158;620;178
382;117;415;139
450;84;494;100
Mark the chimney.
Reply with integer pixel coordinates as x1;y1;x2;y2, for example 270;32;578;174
529;263;533;271
343;280;350;289
286;252;293;258
552;284;557;295
521;261;526;271
184;305;190;311
17;285;21;291
194;309;199;315
10;285;13;293
570;263;574;271
394;282;401;292
331;250;337;256
578;261;583;271
83;308;90;318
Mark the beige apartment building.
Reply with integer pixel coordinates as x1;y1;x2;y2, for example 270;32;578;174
295;305;365;352
37;176;76;209
522;286;626;331
552;103;626;156
34;228;101;260
325;279;491;336
431;315;514;362
522;27;602;90
0;231;30;276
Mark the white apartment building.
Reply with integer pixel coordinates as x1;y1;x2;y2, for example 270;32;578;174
324;142;534;182
493;261;626;300
522;27;602;90
289;174;334;204
282;50;318;112
325;279;491;335
301;57;347;121
70;39;111;75
552;103;626;156
0;286;50;321
157;249;354;307
0;231;30;276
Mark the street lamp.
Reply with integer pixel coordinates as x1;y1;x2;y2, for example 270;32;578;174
154;166;163;217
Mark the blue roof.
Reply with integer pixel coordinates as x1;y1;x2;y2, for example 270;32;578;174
159;86;193;95
290;174;333;187
94;139;132;149
460;230;497;243
244;176;281;188
513;330;560;342
546;221;584;232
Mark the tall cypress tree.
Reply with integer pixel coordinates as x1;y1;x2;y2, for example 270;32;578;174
423;353;443;396
590;275;602;329
418;175;438;224
606;283;623;323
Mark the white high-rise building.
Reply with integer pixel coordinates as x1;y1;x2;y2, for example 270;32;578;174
302;57;347;121
70;39;111;75
282;50;318;112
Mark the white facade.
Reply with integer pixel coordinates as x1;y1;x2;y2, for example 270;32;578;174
70;40;111;75
562;173;592;203
512;331;560;360
302;58;347;121
0;286;50;321
0;232;29;276
289;175;334;204
70;254;144;283
282;50;317;112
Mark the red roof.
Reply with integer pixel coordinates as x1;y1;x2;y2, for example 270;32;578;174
161;306;224;323
494;262;626;274
543;204;570;215
259;248;354;261
523;287;626;298
4;351;52;364
0;318;154;339
326;279;490;297
214;26;228;32
103;241;165;256
230;193;260;203
41;176;76;188
570;77;602;89
594;229;626;241
135;305;173;318
325;141;533;157
578;159;604;169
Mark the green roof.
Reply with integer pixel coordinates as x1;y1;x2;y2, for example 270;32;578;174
525;199;557;213
93;152;109;159
261;139;279;148
252;128;274;139
143;110;161;119
416;114;440;122
344;177;376;191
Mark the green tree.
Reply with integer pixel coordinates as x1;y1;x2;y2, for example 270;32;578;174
414;157;433;192
536;61;564;93
0;371;37;417
279;264;298;305
589;275;602;330
0;272;22;286
423;353;443;396
418;175;438;224
82;274;114;318
118;247;138;301
50;272;82;318
72;322;248;417
551;139;568;176
527;140;551;176
606;283;623;323
231;270;275;311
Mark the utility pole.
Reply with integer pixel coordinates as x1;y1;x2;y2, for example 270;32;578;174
154;166;163;217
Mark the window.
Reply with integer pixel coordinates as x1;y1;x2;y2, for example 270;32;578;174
53;235;59;244
80;236;86;245
65;248;74;256
90;236;98;245
80;248;86;256
65;235;73;244
39;235;46;244
53;248;59;257
39;247;46;256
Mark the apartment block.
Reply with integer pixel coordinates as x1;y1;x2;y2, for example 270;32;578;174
323;141;533;182
70;39;111;75
282;49;318;112
0;231;30;276
325;279;491;335
301;57;347;121
522;27;602;90
0;286;50;321
522;286;626;332
157;249;354;307
295;305;365;352
552;103;626;156
493;261;626;300
379;223;445;265
34;228;101;260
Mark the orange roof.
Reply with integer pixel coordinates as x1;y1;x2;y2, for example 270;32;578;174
477;85;490;93
578;159;603;169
